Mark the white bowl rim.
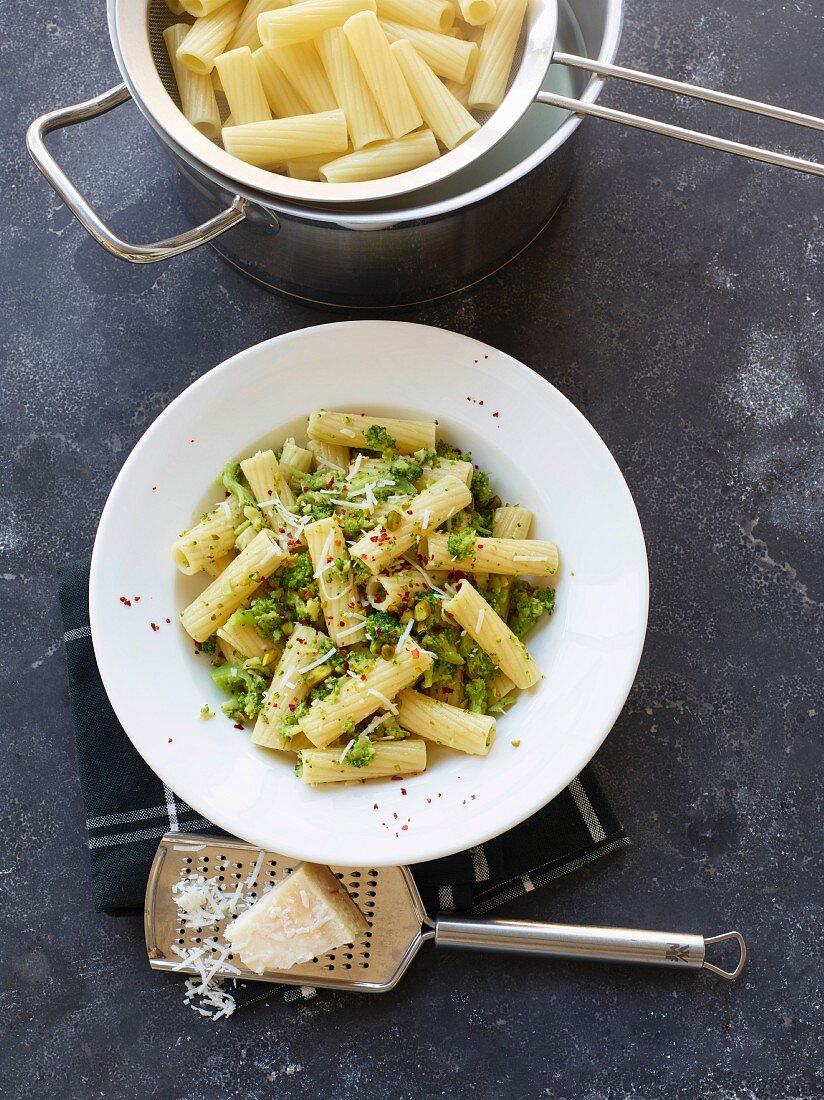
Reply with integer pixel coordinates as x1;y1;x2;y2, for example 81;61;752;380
90;321;648;865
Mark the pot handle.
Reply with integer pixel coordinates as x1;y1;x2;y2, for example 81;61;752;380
26;83;247;264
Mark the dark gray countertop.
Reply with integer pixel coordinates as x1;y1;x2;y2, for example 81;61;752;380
2;1;822;1097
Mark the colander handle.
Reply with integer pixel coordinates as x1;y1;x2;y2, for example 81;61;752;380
26;83;247;264
537;54;824;177
434;917;746;980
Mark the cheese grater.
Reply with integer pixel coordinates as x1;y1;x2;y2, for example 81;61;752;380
146;833;746;992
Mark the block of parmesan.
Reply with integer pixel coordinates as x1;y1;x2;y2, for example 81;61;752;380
225;862;368;973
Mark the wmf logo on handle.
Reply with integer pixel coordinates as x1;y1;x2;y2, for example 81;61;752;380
666;943;691;963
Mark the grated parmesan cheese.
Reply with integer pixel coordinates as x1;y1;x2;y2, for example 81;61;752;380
512;555;546;562
339;427;356;438
475;609;485;633
367;687;399;715
395;617;415;655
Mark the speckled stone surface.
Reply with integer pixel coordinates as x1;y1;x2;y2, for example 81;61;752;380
2;1;823;1097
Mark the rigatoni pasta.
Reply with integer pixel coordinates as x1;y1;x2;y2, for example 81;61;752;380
468;0;527;109
214;46;271;124
421;533;558;576
222;109;348;166
390;39;479;149
177;410;557;786
316;27;390;149
252;46;310;118
444;579;540;689
299;739;426;782
161;0;528;184
320;129;439;183
342;10;423;139
397;688;494;754
263;41;338;112
175;0;245;74
164;24;222;139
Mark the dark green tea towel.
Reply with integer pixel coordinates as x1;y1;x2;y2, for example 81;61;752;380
59;559;628;1007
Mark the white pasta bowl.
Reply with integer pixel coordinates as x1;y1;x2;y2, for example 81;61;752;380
90;322;648;866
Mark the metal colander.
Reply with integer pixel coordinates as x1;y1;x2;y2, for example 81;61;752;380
115;0;556;205
121;0;824;209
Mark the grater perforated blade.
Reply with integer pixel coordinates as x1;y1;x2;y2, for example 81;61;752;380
146;833;747;992
145;832;431;992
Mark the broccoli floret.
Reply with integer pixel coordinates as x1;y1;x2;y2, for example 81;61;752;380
508;584;556;640
295;490;335;521
465;679;487;714
447;526;477;560
414;447;438;467
364;610;403;648
278;701;309;740
488;692;517;717
478;580;508;616
211;662;270;722
471;469;493;507
196;636;217;657
466;646;498;681
436;439;472;463
345;733;377;768
379;716;409;740
389;454;423;485
340;509;371;538
418;625;464;689
280;552;314;591
363;424;397;453
218;461;257;512
422;628;464;666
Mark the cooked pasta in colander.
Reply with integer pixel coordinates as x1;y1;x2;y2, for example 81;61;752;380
162;0;527;181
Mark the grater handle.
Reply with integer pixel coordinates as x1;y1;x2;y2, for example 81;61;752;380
434;917;746;980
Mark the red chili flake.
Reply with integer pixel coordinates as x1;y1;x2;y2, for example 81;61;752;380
150;622;160;632
325;477;334;489
466;396;471;402
426;797;432;804
165;618;171;624
477;543;484;550
360;674;367;681
401;825;408;831
484;355;489;359
267;489;273;497
406;510;414;515
134;596;141;602
474;359;479;364
393;812;398;820
411;648;420;659
471;794;477;801
479;400;484;406
438;792;442;798
167;738;173;743
151;486;157;492
190;439;195;444
400;788;407;795
462;799;466;805
233;723;244;730
360;553;368;560
373;803;379;811
289;703;297;712
339;620;346;628
492;411;500;418
119;596;131;606
391;775;403;781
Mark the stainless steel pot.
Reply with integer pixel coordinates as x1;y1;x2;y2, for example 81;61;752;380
26;0;622;308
